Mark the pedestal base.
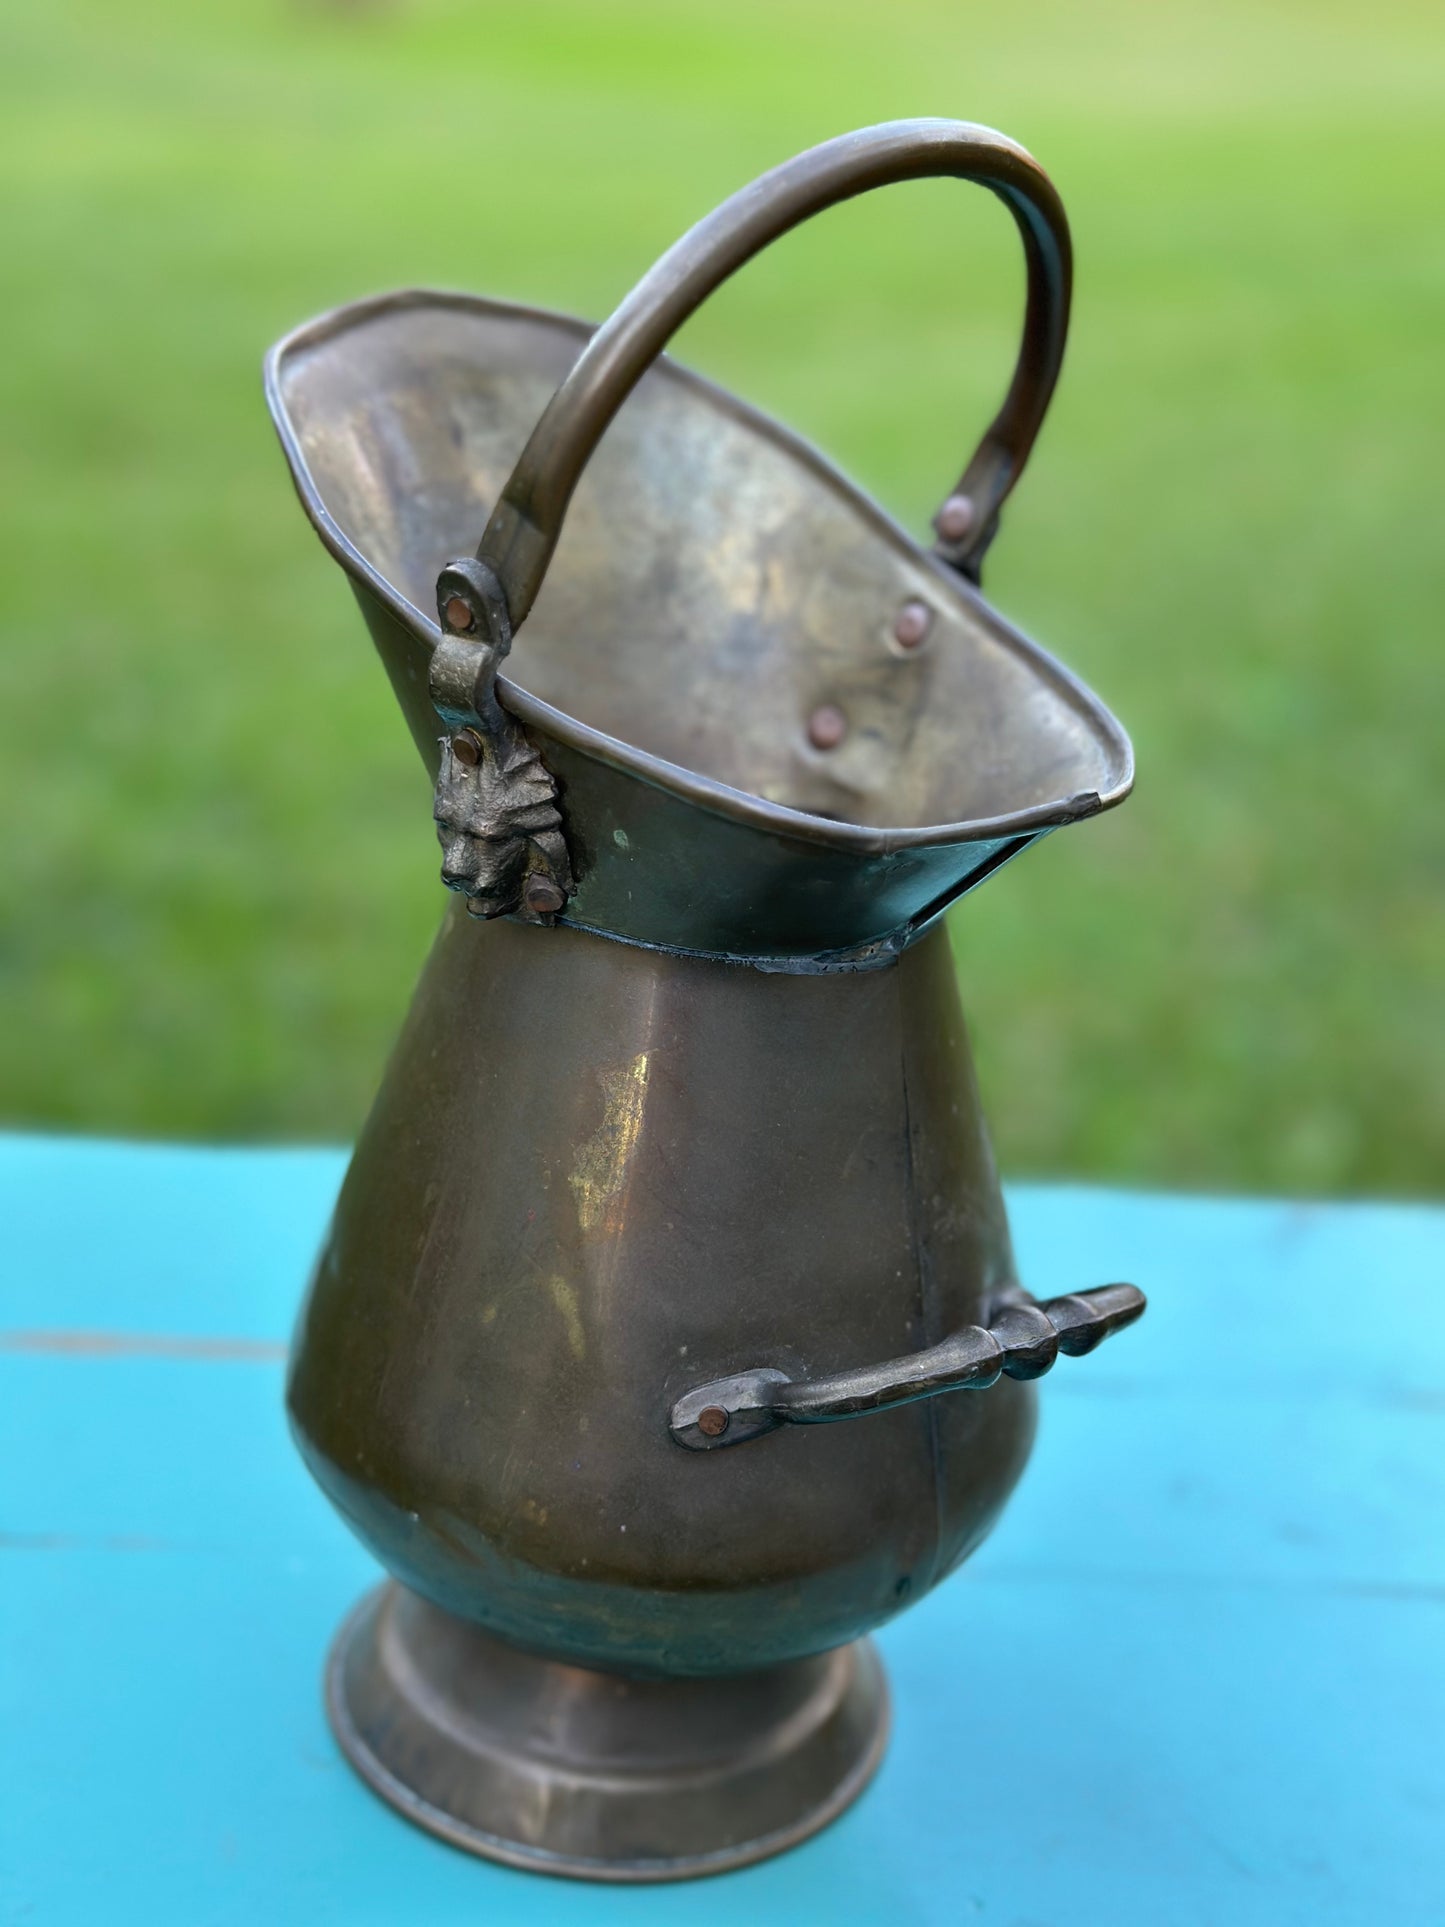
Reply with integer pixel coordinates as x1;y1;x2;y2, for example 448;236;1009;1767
326;1582;890;1882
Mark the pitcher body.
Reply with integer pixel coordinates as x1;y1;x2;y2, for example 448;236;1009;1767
267;119;1144;1879
289;909;1035;1675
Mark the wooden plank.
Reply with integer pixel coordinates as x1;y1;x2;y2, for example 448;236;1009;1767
3;1136;1442;1923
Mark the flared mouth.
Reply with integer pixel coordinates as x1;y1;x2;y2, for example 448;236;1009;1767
266;289;1132;857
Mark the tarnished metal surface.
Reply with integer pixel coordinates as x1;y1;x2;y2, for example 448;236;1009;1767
287;912;1036;1675
272;298;1128;959
266;119;1144;1879
327;1583;888;1882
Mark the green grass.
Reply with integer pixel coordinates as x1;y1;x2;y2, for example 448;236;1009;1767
1;0;1441;1194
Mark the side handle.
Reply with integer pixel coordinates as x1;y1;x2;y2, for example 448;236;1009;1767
670;1283;1145;1450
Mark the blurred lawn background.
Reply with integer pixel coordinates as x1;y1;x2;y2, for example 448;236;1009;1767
1;0;1441;1194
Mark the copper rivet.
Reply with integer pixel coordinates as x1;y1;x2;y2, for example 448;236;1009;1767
697;1406;730;1438
893;599;932;650
443;594;474;633
937;493;975;543
807;703;847;751
524;875;566;916
450;731;482;767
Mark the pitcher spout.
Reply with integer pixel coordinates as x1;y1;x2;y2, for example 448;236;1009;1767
266;133;1133;968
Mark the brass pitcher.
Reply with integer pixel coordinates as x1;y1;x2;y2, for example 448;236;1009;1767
266;119;1143;1882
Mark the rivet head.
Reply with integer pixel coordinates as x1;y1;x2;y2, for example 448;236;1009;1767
523;874;566;917
807;703;847;751
450;730;482;767
443;594;475;633
937;493;976;544
893;599;933;650
697;1405;730;1439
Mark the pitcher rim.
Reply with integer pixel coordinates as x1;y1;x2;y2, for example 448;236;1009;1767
264;287;1134;857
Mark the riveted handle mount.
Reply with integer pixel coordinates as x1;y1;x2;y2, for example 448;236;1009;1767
670;1283;1145;1450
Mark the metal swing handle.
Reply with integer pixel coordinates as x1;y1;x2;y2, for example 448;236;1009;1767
670;1283;1144;1450
451;116;1072;631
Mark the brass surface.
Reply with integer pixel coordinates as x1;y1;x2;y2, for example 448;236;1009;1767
328;1583;888;1882
288;913;1036;1675
267;119;1143;1878
271;290;1129;844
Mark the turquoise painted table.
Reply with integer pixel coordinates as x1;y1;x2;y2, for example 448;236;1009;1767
2;1135;1442;1925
